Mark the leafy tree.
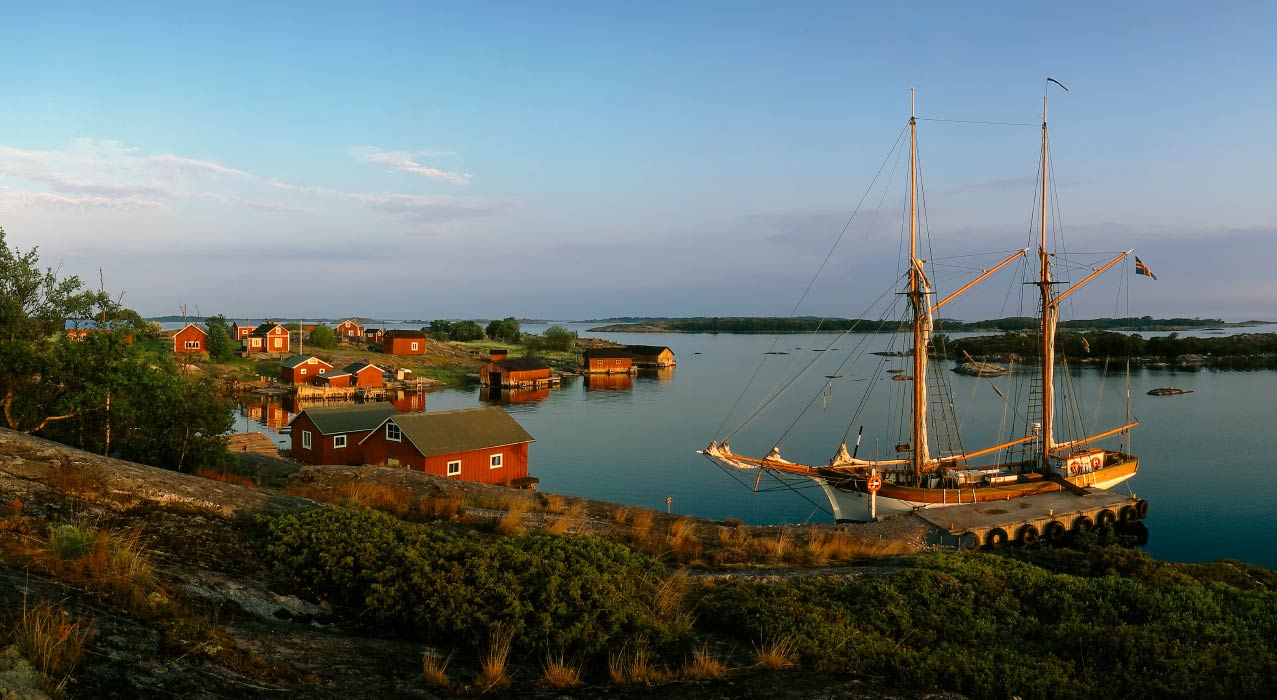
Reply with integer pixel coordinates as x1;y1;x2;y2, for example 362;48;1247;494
486;317;521;343
204;313;235;360
309;323;336;349
0;227;108;433
543;325;577;352
450;320;485;342
428;320;455;341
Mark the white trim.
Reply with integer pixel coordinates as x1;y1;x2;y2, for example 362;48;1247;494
490;453;503;469
410;341;419;351
447;460;461;476
302;430;312;450
299;368;307;375
386;422;402;442
333;435;347;449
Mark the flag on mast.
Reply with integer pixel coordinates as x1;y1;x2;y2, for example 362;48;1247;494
1135;256;1158;280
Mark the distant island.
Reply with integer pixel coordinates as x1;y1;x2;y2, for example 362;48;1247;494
587;316;1270;334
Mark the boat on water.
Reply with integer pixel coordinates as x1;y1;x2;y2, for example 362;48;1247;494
1147;386;1193;396
701;83;1141;522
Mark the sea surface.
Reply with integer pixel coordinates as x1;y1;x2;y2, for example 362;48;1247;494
237;321;1277;569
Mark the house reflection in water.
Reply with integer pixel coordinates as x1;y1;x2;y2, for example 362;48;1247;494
243;399;293;429
391;390;428;413
584;373;633;391
481;386;550;405
638;367;676;382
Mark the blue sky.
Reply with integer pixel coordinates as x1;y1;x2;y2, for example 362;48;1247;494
1;2;1273;320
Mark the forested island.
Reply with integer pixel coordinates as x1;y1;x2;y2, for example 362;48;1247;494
943;331;1277;369
588;316;1267;334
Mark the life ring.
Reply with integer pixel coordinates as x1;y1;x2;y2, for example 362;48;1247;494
1136;499;1150;519
1090;456;1102;470
1069;463;1079;476
1044;521;1067;542
985;528;1009;549
1017;524;1040;545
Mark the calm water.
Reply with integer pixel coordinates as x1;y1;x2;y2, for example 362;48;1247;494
239;322;1277;568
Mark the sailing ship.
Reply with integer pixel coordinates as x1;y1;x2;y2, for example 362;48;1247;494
701;83;1140;522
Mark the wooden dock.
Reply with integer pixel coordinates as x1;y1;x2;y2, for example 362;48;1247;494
913;488;1148;549
227;432;280;457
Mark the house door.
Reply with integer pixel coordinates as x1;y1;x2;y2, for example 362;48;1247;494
490;372;502;386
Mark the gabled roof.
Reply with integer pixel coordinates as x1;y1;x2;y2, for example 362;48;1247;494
491;357;550;372
625;344;673;356
583;347;632;359
176;323;208;336
383;329;428;339
281;354;333;369
292;403;400;435
250;322;286;336
362;406;533;456
364;327;382;333
344;361;382;375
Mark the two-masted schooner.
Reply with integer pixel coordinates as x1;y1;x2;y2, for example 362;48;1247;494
702;83;1140;522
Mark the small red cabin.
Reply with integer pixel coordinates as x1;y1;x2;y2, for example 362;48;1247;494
360;406;536;487
480;357;551;388
335;319;363;340
383;330;427;355
364;328;384;344
583;347;634;374
280;354;334;384
313;372;351;387
344;361;384;387
173;323;208;354
289;403;400;466
244;322;290;354
232;323;255;341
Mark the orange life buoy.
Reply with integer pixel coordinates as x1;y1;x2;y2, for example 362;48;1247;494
866;475;883;493
1069;463;1079;476
1090;456;1102;470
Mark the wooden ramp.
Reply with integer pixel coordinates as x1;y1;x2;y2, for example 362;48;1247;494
913;488;1145;549
227;432;280;457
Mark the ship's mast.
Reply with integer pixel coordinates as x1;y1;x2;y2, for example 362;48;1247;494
909;89;929;481
1038;87;1055;468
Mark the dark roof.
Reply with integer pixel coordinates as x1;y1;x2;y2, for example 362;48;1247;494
316;371;350;381
365;327;382;333
380;407;533;457
583;347;632;359
343;361;382;374
293;403;399;435
383;329;428;339
281;354;332;369
250;322;284;336
493;357;550;371
625;345;673;356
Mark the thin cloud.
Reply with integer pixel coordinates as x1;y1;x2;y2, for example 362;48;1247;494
0;185;162;212
343;192;511;222
351;146;472;185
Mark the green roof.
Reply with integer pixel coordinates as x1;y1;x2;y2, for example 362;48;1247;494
294;403;399;435
381;407;533;457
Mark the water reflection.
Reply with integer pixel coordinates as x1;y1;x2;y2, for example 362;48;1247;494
480;386;551;404
584;374;632;391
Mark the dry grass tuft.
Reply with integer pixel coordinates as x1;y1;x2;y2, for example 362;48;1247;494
647;570;695;637
417;494;464;521
681;642;729;681
608;640;668;686
763;528;792;560
14;599;94;697
545;502;587;535
669;517;700;558
195;468;257;488
538;493;567;514
628;508;655;541
752;636;798;670
44;522;159;616
476;625;514;691
540;653;582;689
337;481;415;516
421;650;452;688
495;495;530;536
715;525;753;564
46;462;106;496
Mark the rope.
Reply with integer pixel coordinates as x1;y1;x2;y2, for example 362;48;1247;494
917;117;1038;127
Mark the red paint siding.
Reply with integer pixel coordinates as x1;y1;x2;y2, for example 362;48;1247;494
289;413;376;466
351;366;383;387
173;325;208;353
384;337;426;355
361;427;531;485
336;320;363;338
584;357;633;374
282;358;333;384
314;374;351;387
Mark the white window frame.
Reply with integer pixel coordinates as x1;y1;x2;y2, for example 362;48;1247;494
334;435;347;449
410;341;419;351
447;460;461;476
300;368;307;375
184;340;200;349
319;368;326;374
273;338;283;348
301;430;312;450
490;453;503;469
386;422;402;442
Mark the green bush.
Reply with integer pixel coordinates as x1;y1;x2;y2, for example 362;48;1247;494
257;507;670;655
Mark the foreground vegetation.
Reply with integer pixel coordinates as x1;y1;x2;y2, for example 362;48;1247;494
253;503;1277;699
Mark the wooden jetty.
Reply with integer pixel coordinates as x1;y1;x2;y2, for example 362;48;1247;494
227;432;280;457
913;488;1149;550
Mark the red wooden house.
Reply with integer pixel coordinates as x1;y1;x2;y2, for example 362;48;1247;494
244;322;290;354
289;403;399;466
313;371;351;387
625;345;676;368
335;319;363;340
382;329;427;355
360;406;536;487
343;361;384;387
173;323;209;354
364;328;384;344
280;354;334;384
583;347;634;374
232;323;255;341
479;356;551;388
